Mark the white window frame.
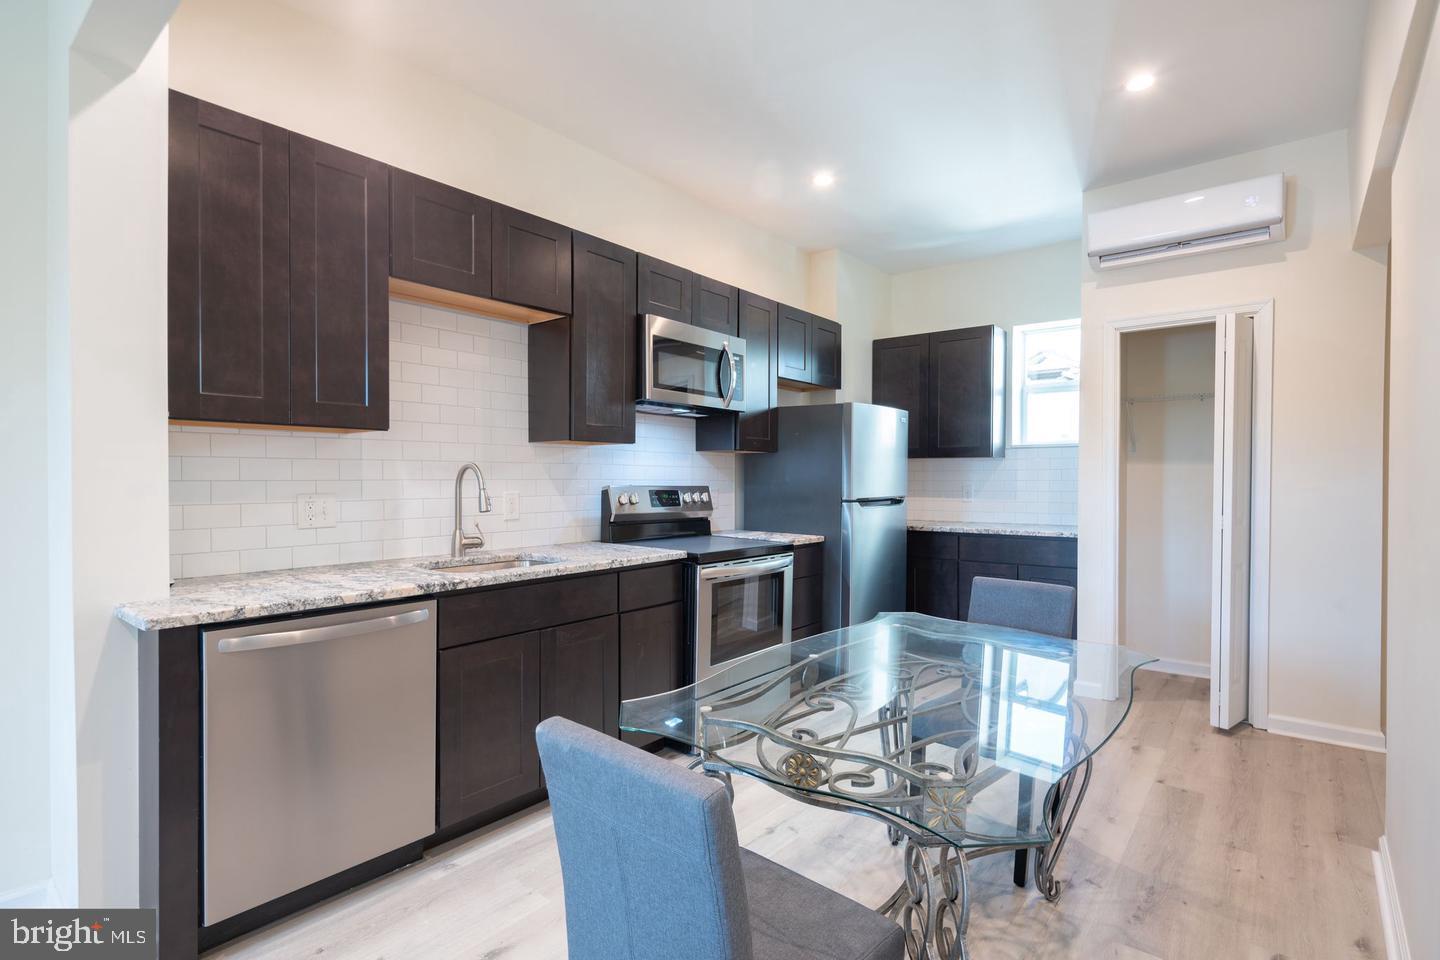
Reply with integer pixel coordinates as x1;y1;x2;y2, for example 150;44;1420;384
1010;317;1081;449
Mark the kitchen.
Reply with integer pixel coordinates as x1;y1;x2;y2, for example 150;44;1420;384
6;1;1414;959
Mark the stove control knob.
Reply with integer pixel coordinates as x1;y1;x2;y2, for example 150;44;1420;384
699;491;710;503
682;492;693;504
624;493;637;505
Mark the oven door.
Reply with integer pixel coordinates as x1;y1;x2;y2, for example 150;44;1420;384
694;553;793;681
641;314;746;413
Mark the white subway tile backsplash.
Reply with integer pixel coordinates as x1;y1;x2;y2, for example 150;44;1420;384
907;446;1078;526
169;300;737;577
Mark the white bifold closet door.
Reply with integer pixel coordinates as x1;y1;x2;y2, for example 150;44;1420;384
1210;312;1253;729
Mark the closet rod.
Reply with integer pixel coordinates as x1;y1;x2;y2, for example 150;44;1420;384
1123;391;1213;404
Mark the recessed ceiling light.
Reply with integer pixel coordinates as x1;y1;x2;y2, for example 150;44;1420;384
811;169;836;190
1124;71;1156;93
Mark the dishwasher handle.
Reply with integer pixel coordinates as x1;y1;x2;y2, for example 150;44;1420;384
216;607;431;654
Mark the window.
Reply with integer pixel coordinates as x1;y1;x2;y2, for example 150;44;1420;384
1011;318;1080;446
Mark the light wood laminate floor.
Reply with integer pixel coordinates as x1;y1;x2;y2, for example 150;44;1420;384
210;673;1386;960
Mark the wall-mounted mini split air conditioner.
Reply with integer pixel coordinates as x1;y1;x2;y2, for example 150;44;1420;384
1085;173;1286;270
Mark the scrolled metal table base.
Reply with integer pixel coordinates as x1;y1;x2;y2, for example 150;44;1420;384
879;840;970;960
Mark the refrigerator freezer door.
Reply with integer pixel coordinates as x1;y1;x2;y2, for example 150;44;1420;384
839;499;908;627
842;404;909;501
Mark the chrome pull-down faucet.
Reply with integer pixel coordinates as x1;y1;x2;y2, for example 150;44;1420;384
452;462;493;557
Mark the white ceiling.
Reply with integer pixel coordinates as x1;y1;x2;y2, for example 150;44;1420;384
279;0;1367;271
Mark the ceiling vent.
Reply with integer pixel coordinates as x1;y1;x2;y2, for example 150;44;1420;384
1086;173;1286;270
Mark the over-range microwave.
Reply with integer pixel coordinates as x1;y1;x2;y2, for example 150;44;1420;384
637;314;746;417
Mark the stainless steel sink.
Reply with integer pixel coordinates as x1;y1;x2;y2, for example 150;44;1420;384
427;557;556;574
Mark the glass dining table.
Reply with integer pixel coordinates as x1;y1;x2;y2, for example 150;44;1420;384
620;612;1154;960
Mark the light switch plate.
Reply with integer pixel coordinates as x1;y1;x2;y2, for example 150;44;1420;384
502;491;521;521
296;493;338;529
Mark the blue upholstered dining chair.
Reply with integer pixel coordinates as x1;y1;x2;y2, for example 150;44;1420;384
535;716;905;960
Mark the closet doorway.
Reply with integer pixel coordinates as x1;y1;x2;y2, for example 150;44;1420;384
1100;303;1273;731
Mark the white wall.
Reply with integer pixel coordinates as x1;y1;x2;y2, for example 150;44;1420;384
888;240;1082;523
1079;130;1387;744
1351;0;1439;249
1120;325;1215;672
1;0;60;907
65;17;173;906
169;302;738;577
1384;8;1440;955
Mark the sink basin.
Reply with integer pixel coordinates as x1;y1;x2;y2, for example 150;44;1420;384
427;557;556;574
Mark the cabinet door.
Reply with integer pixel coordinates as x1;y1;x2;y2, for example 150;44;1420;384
695;275;739;337
530;232;635;444
930;326;1004;458
812;317;842;389
872;334;930;457
777;304;813;383
168;92;290;425
389;169;492;298
289;135;390;430
540;615;619;737
907;556;960;620
694;290;778;453
637;254;693;323
619;602;685;747
438;631;542;828
492;205;572;314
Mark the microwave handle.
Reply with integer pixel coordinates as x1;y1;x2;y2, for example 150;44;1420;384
699;554;793;582
719;342;738;408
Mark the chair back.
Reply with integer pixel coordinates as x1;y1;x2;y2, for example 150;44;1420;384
969;576;1076;639
535;717;755;960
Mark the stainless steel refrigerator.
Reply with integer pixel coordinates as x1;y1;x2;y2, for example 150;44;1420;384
743;403;908;631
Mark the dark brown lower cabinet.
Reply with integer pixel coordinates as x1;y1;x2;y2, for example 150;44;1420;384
619;601;684;748
540;614;620;736
906;531;1077;631
437;629;542;830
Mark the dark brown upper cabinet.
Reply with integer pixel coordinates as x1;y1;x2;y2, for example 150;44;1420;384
637;254;694;323
777;305;842;390
389;169;492;299
872;333;930;458
529;232;637;444
168;92;291;425
872;325;1005;458
491;205;572;315
695;291;778;453
695;276;739;337
289;134;391;431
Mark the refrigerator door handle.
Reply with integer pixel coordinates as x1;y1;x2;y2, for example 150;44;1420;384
850;497;905;506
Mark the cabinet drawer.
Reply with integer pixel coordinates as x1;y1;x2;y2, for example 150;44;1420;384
1019;565;1078;588
619;563;684;612
908;531;958;560
956;535;1076;567
793;575;822;629
792;543;823;579
438;573;616;648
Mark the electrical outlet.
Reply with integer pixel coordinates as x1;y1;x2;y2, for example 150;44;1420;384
296;493;338;529
959;482;974;502
502;491;521;521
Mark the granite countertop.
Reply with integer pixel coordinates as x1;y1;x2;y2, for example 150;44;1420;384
717;529;826;546
115;541;686;632
907;520;1078;539
115;531;827;631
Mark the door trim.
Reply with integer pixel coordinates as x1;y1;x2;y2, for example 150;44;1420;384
1097;301;1273;729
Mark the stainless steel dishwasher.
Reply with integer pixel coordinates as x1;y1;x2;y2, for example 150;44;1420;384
202;599;437;925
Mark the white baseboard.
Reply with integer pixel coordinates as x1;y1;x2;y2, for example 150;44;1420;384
1265;713;1386;753
1137;657;1210;679
0;878;60;909
1375;835;1411;960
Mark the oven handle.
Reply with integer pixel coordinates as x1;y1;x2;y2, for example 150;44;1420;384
699;554;794;583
